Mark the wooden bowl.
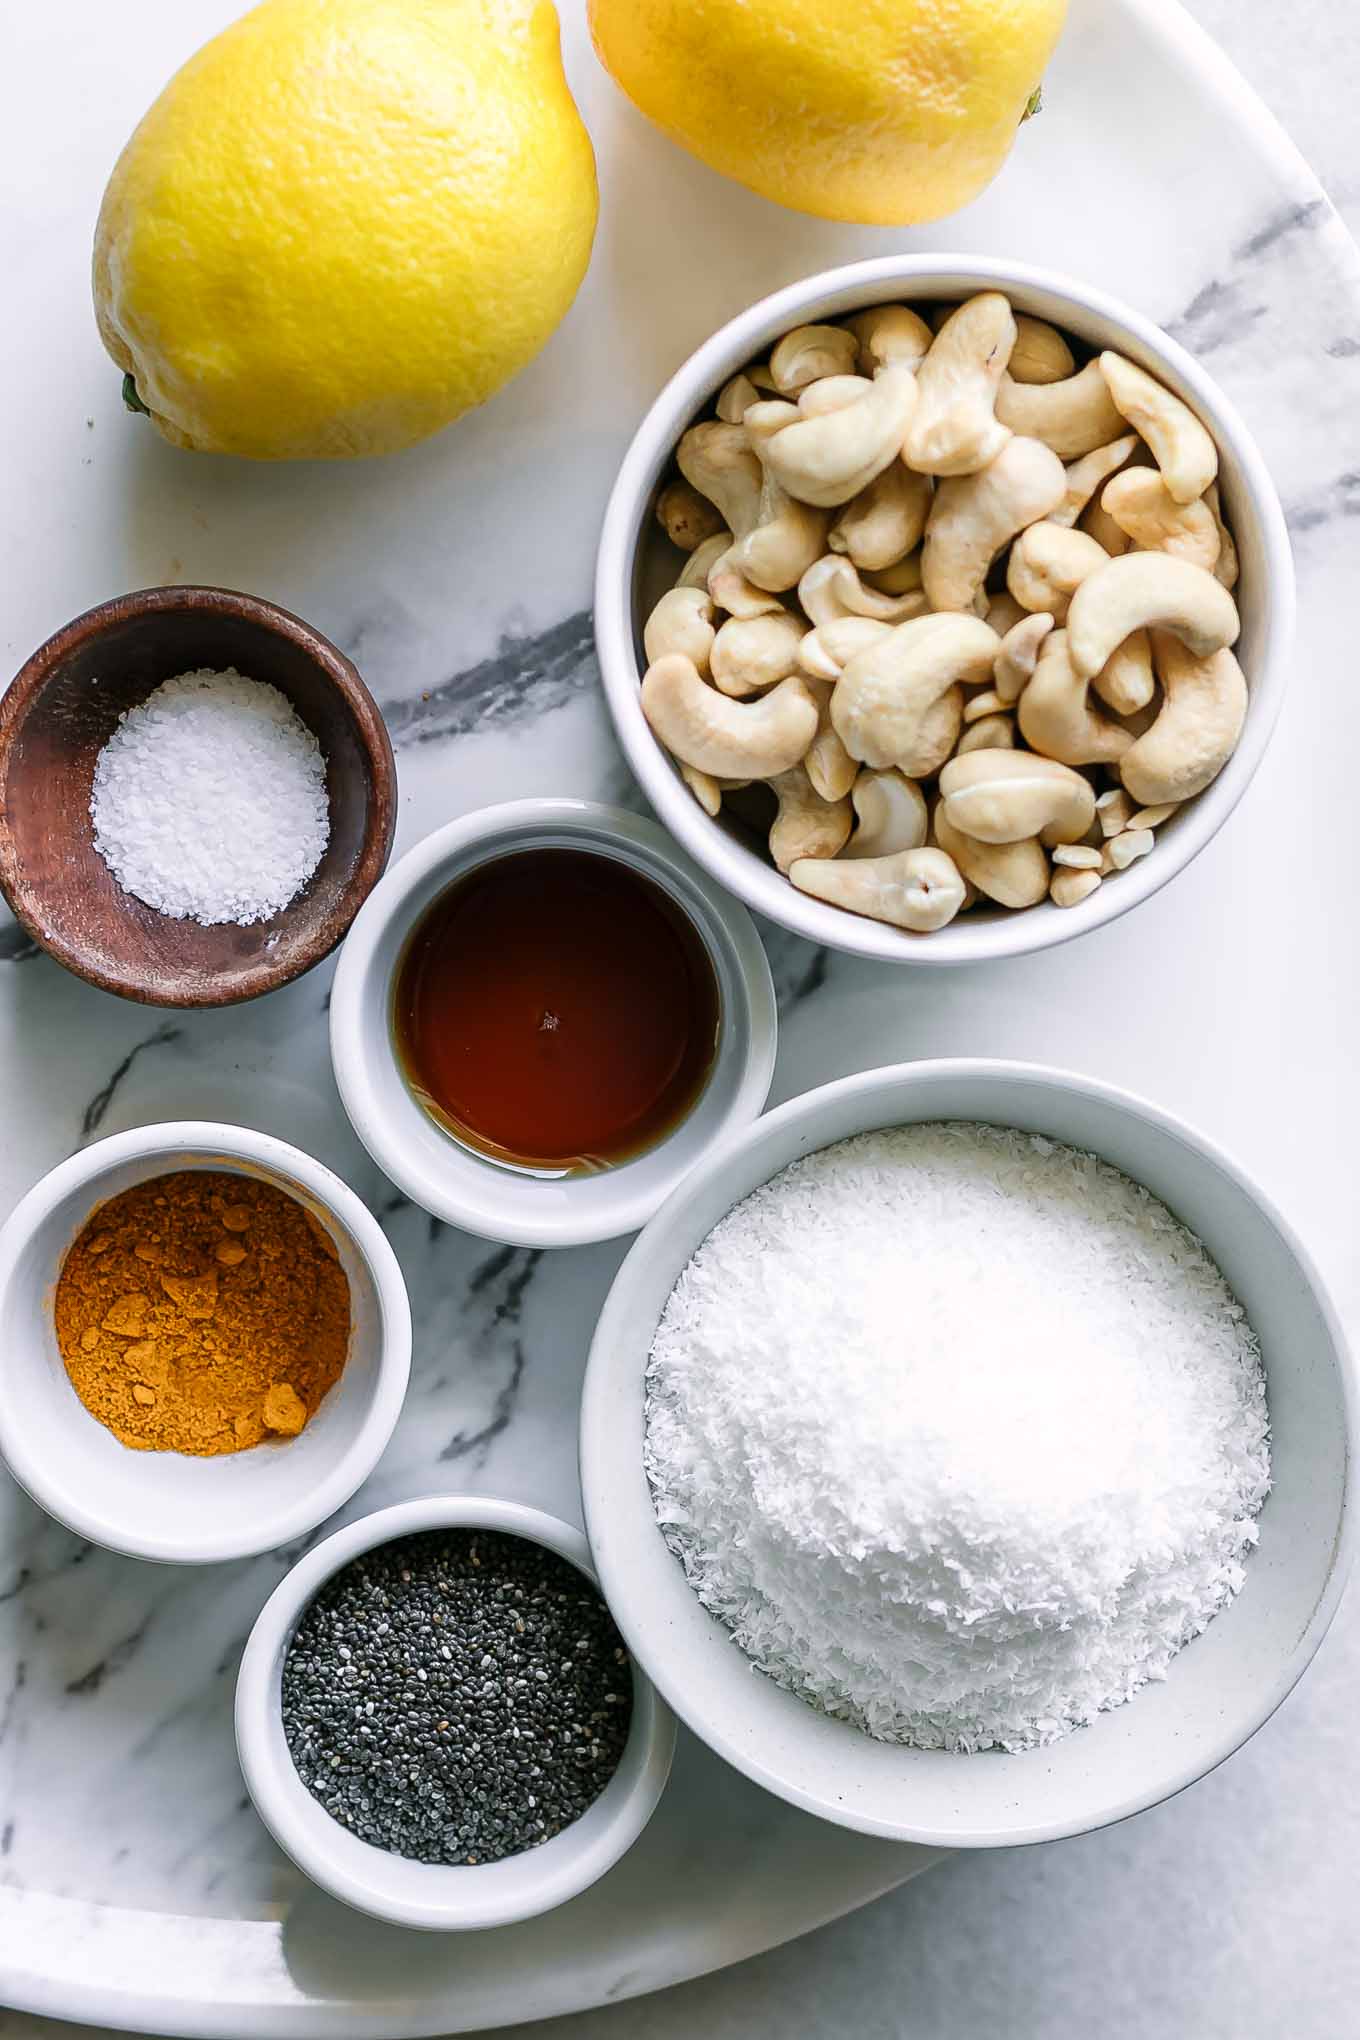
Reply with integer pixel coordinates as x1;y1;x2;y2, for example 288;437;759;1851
0;587;396;1007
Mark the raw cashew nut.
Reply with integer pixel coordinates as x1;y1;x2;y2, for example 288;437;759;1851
1101;468;1221;572
678;421;764;535
791;846;966;933
770;324;859;393
844;770;928;858
678;531;732;590
716;373;762;424
710;611;807;697
732;477;829;593
680;765;747;816
831;613;1001;777
644;586;717;674
828;464;932;571
866;552;924;596
1009;315;1077;385
1051;434;1140;528
641;655;819;780
994;611;1055;703
1050;867;1102;908
1006;521;1110;621
845;305;934;373
1017;627;1133;767
707;548;784;619
934;803;1049;909
962;688;1007;723
1119;633;1248;806
797;616;892;680
1206;483;1240;589
767;764;853;872
759;367;918;508
1099;352;1218;504
1078;493;1133;557
905;293;1016;476
921;435;1066;611
1065;552;1240;681
995;360;1126;459
655;480;725;552
1092;627;1156;716
798;555;928;628
803;677;859;802
956;713;1016;754
940;748;1096;846
797;376;874;420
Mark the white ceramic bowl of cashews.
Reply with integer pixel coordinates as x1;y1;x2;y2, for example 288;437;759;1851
595;257;1295;965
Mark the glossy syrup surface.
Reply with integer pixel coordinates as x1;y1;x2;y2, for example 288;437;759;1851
393;847;721;1174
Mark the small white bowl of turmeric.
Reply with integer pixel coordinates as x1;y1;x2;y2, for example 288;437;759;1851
0;1121;411;1563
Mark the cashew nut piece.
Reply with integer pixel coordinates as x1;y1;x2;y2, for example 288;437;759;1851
656;480;726;553
844;769;929;858
707;547;784;620
791;846;966;933
845;305;933;373
678;531;733;591
797;616;892;680
759;366;918;508
1009;315;1077;385
641;655;819;780
644;586;717;674
1077;493;1133;557
1006;520;1110;622
767;764;853;872
1065;552;1240;681
828;464;932;571
1052;843;1103;868
710;611;807;697
1101;468;1221;572
716;372;762;424
1128;801;1180;829
995;360;1126;459
1017;627;1133;767
1050;867;1102;908
732;476;830;593
1105;827;1155;870
1099;353;1218;504
934;803;1049;909
1051;434;1140;529
1118;632;1248;806
1096;788;1134;837
956;712;1016;755
994;611;1055;704
962;688;1007;724
831;613;1001;777
1205;483;1239;589
677;421;764;535
904;293;1015;476
1092;627;1156;716
866;551;925;596
680;764;747;816
803;677;859;802
921;435;1066;611
798;555;928;629
770;324;859;393
940;748;1096;847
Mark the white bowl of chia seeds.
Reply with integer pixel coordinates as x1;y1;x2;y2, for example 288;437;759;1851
581;1060;1355;1849
235;1494;676;1930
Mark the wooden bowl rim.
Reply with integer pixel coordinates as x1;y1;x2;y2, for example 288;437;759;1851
0;584;397;1008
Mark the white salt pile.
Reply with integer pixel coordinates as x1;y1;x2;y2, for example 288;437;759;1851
90;668;330;927
645;1123;1271;1752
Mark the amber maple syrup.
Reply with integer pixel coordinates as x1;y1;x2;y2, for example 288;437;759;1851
393;847;721;1175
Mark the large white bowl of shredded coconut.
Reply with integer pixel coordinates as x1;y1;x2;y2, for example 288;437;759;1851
580;1062;1355;1846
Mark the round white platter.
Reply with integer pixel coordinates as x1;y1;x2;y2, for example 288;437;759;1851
2;0;1358;2032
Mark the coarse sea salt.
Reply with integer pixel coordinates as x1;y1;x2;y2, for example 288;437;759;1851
90;668;330;927
644;1123;1271;1753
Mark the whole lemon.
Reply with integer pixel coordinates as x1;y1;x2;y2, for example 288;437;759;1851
94;0;598;459
588;0;1067;226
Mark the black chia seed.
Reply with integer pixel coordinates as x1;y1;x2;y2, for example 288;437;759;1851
280;1529;633;1866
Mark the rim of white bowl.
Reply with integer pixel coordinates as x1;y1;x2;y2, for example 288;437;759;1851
595;254;1296;966
235;1494;678;1930
580;1058;1357;1847
0;1121;412;1564
328;798;778;1247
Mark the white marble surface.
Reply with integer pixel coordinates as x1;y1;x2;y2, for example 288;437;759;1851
2;0;1359;2033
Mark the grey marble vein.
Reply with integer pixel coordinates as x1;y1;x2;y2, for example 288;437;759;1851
380;612;597;747
78;1023;182;1142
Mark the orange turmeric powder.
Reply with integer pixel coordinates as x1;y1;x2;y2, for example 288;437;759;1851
54;1170;350;1455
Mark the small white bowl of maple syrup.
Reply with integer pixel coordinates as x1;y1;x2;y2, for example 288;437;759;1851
329;800;778;1247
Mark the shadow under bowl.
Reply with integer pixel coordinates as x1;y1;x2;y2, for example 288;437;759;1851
0;585;396;1006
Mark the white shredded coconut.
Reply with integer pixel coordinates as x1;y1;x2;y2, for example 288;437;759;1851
90;668;330;926
645;1124;1271;1752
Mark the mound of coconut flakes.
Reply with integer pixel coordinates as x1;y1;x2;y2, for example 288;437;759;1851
644;1123;1271;1752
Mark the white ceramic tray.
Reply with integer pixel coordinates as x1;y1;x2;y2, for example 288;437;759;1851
2;0;1358;2032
